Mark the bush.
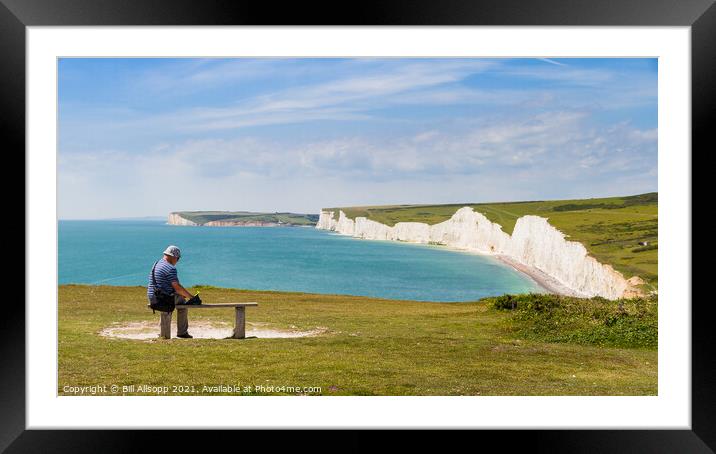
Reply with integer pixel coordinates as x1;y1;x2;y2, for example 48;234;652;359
486;293;657;349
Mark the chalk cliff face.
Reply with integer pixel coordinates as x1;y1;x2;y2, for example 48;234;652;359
167;213;197;226
316;207;636;300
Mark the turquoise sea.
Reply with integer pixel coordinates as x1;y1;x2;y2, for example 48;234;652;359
58;220;542;302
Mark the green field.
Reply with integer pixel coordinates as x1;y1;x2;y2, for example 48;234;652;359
326;193;658;288
174;211;318;225
58;285;657;396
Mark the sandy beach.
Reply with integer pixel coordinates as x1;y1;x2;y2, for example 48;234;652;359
495;255;585;298
347;234;587;298
396;238;586;297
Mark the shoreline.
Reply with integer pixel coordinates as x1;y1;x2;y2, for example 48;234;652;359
420;244;585;297
494;254;585;298
320;229;583;297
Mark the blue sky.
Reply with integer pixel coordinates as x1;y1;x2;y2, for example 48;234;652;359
58;58;657;219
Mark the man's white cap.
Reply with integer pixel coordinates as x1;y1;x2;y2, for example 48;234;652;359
163;245;181;259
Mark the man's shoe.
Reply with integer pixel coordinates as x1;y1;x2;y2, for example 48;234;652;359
177;333;193;339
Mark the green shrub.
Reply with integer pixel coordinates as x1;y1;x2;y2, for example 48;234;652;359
487;293;657;349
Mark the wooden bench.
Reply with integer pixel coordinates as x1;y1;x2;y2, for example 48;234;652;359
160;303;258;339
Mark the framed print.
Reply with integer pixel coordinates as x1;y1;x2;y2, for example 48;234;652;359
7;0;712;450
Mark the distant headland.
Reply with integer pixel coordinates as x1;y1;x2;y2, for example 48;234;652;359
168;211;319;227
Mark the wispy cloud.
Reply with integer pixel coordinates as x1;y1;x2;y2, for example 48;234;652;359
151;60;498;132
538;58;568;67
61;110;656;183
58;57;658;218
500;66;614;86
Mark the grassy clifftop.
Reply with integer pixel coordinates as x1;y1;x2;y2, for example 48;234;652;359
325;193;658;287
173;211;319;226
59;285;657;396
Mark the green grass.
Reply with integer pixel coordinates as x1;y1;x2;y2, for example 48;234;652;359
325;193;658;287
58;285;657;396
174;211;318;225
487;293;657;349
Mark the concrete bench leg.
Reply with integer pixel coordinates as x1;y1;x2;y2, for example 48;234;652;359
160;312;172;339
233;306;246;339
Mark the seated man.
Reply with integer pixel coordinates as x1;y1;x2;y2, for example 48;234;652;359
147;245;195;338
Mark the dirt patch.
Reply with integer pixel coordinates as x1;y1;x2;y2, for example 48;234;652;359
99;321;326;340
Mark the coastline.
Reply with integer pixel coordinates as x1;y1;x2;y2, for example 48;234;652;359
415;243;585;297
413;241;580;297
410;235;583;297
322;228;581;298
316;208;639;299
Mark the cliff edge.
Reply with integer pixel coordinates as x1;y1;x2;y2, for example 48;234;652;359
168;213;198;226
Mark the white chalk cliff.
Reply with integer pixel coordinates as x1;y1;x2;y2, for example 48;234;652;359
316;207;640;300
167;213;198;226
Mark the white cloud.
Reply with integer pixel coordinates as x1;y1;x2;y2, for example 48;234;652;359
59;109;656;218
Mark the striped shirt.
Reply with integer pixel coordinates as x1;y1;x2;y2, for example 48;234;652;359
147;259;178;300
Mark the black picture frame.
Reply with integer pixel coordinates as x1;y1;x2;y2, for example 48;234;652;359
6;0;709;451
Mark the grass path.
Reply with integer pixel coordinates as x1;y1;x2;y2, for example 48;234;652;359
59;285;657;396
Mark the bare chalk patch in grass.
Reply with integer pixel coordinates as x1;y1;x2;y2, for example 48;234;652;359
99;321;326;341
